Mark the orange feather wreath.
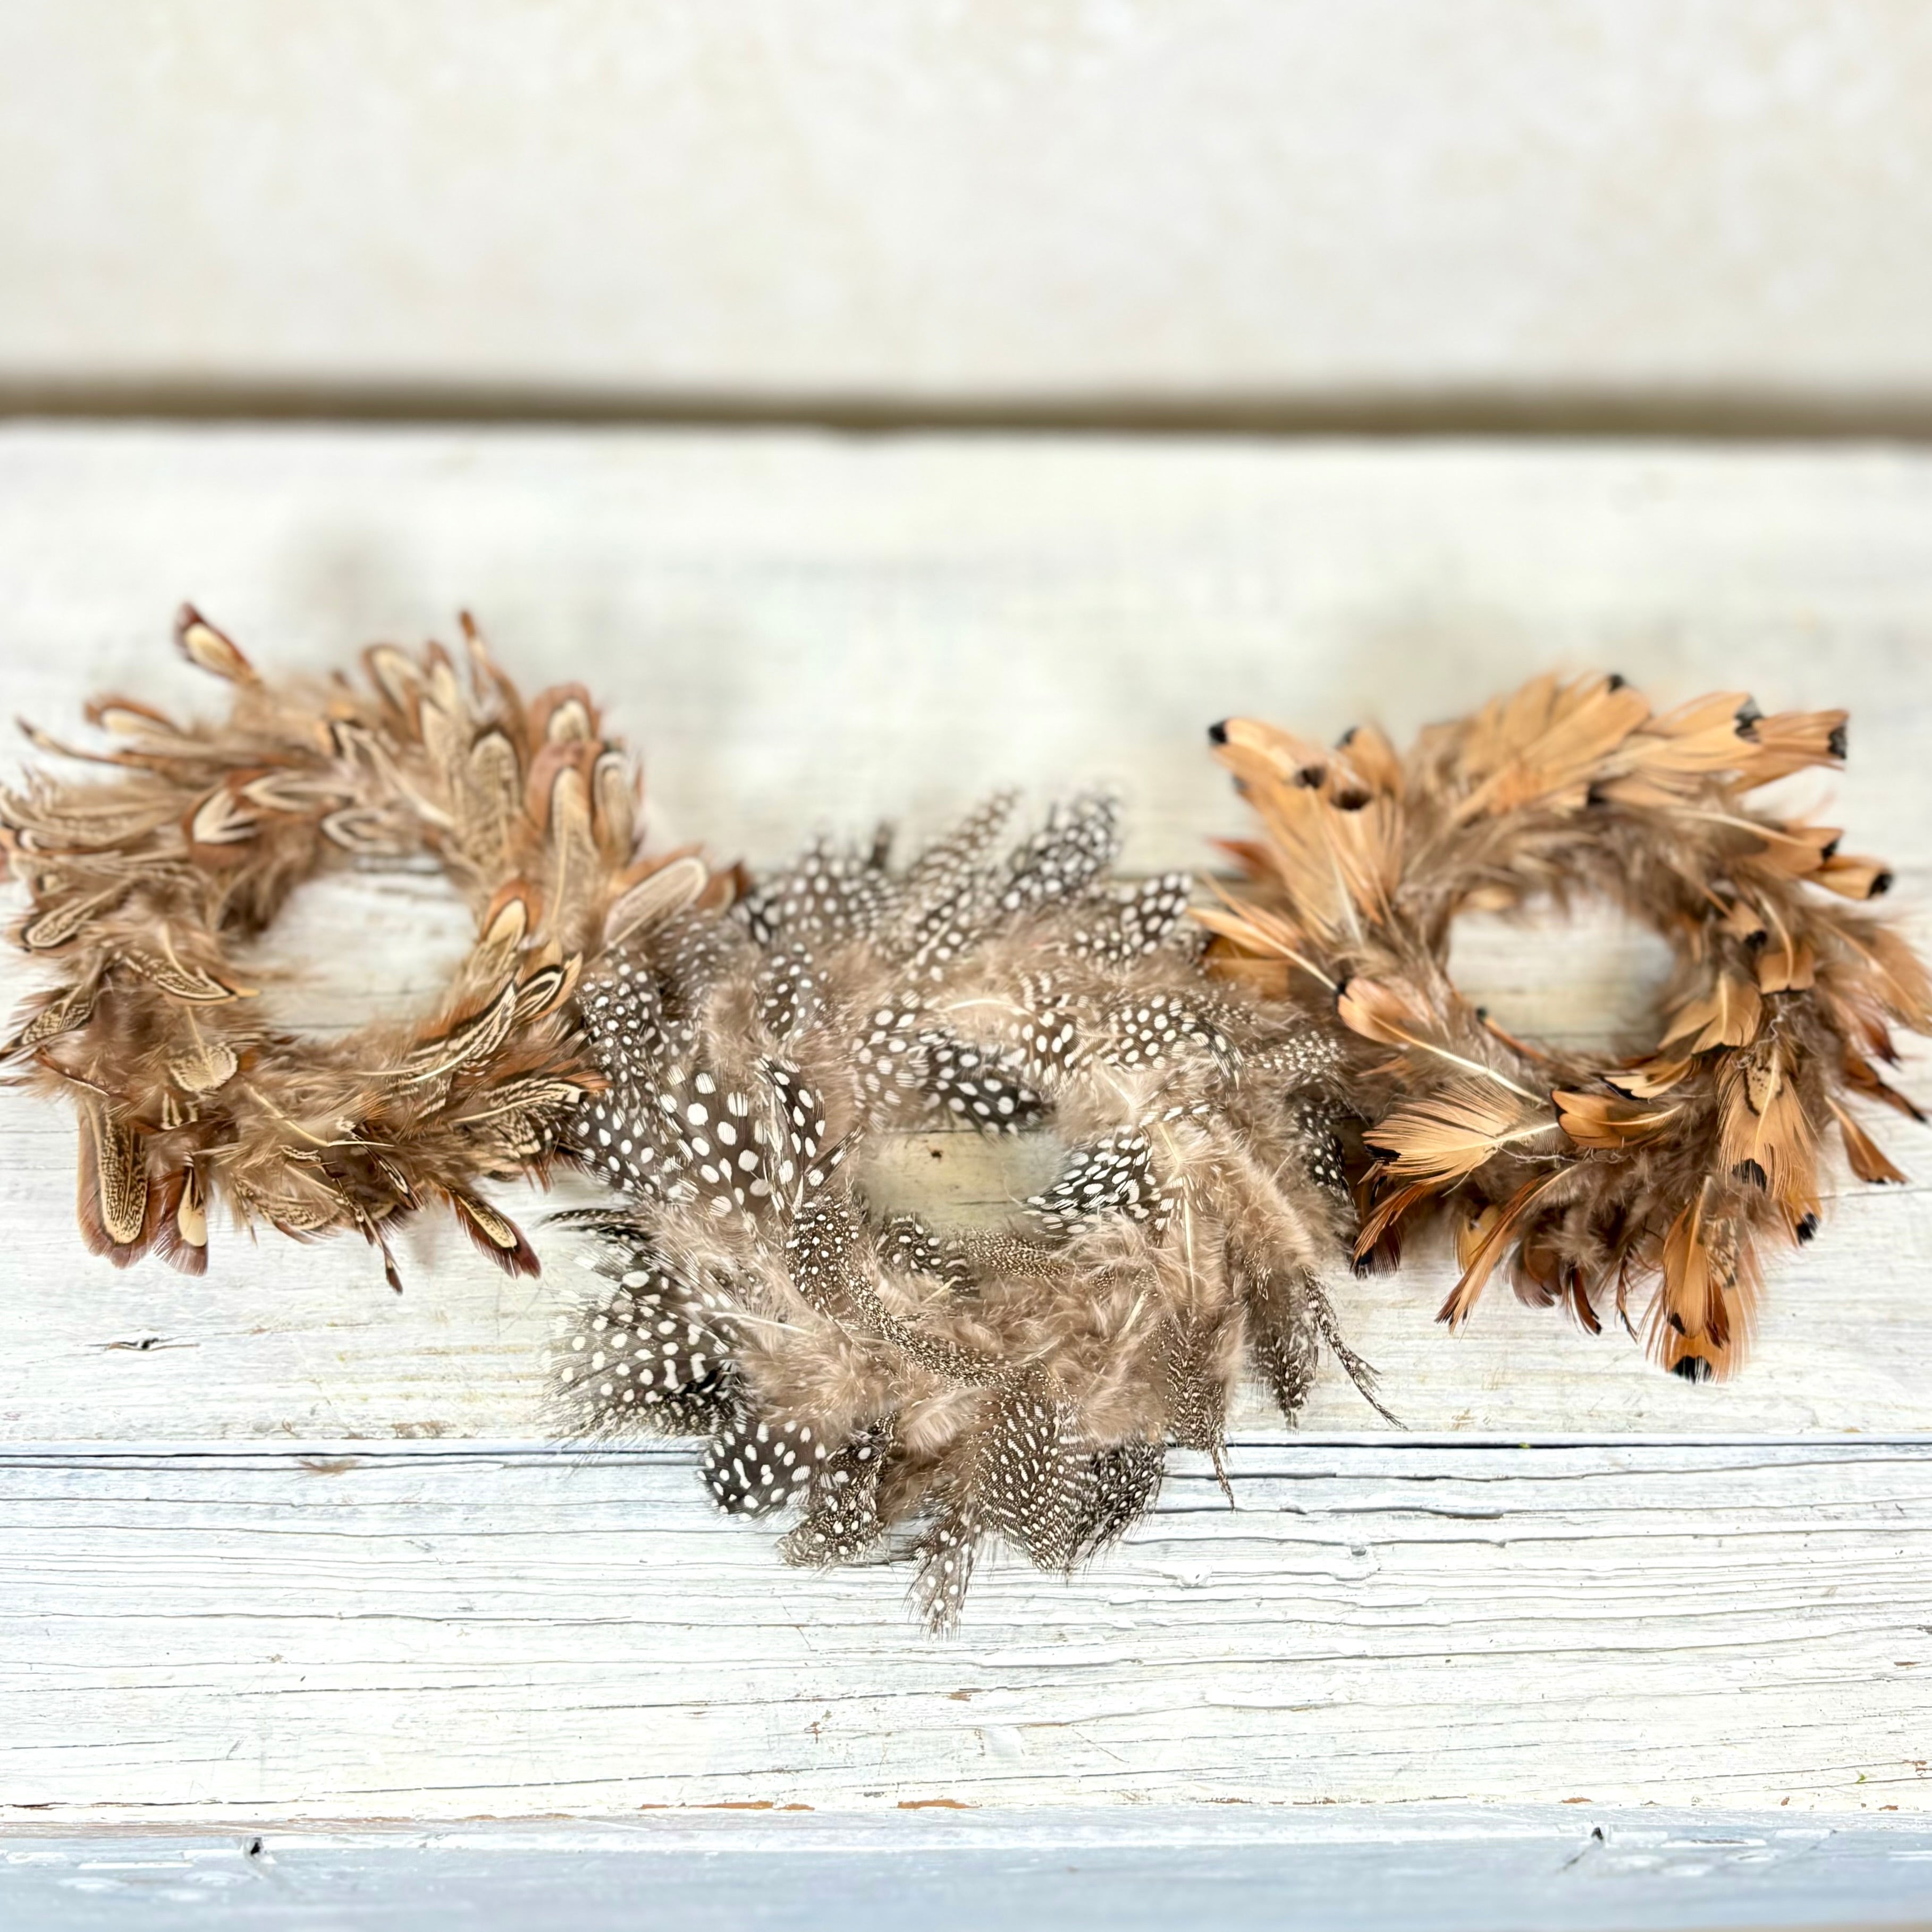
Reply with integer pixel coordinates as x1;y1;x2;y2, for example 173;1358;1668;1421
1202;672;1930;1380
1;608;702;1287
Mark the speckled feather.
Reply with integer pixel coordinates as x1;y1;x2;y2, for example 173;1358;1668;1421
551;796;1380;1630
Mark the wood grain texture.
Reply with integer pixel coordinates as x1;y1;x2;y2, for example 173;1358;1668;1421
5;4;1932;408
1;1442;1928;1821
10;1811;1932;1932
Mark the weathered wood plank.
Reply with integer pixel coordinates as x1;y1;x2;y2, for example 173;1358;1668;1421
3;1093;1930;1443
1;1442;1927;1820
5;428;1932;872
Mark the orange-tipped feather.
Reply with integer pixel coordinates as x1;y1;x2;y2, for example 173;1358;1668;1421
1208;669;1929;1383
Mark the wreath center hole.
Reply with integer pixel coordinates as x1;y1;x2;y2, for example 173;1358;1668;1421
1446;893;1677;1059
855;1126;1070;1234
226;866;478;1037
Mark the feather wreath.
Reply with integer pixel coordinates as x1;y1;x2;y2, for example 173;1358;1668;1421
549;794;1386;1629
0;607;693;1285
1202;672;1931;1380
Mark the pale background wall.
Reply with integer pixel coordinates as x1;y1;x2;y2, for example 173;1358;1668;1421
3;1;1931;414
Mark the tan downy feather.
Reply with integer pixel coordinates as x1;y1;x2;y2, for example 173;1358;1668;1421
1754;930;1817;994
1366;1079;1556;1187
1353;1177;1438;1260
1841;1049;1926;1125
1553;1089;1682;1149
603;852;710;950
1337;977;1545;1102
1604;1054;1695;1100
75;1094;149;1258
1716;1036;1818;1212
1450;673;1651;820
1437;1169;1570;1329
1735;708;1849;788
1813;854;1895;901
1829;1100;1907;1186
1651;1180;1760;1380
1661;973;1763;1054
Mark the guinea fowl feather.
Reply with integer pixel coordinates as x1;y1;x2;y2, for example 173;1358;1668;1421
549;796;1383;1627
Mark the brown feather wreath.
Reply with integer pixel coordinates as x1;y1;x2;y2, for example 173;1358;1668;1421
1201;672;1931;1380
549;793;1386;1629
0;606;692;1286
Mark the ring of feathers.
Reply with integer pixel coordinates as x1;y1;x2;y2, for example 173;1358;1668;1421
0;607;696;1286
1200;670;1931;1382
549;792;1386;1631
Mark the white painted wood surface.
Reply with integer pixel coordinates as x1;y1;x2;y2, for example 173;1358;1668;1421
3;427;1931;1836
4;5;1932;408
2;1442;1929;1819
6;426;1932;876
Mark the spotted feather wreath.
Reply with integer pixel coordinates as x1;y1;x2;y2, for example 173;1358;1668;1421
550;793;1387;1628
1201;672;1930;1380
1;608;693;1284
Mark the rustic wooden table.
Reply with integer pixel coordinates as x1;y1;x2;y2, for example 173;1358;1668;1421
3;424;1930;1926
